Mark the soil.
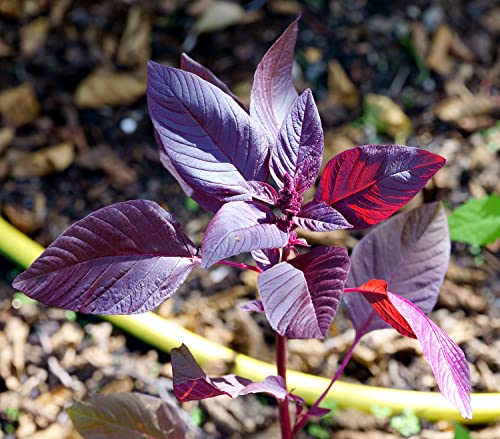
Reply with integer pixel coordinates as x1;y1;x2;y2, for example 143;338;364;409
0;1;499;438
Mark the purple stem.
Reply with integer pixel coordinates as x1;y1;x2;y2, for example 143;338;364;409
215;259;263;273
276;333;292;439
292;313;374;434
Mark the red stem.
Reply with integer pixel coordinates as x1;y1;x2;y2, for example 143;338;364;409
276;333;292;439
292;313;373;434
215;259;263;273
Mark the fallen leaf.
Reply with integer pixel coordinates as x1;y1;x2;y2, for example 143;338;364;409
0;126;14;154
481;7;500;35
411;21;429;59
0;0;21;17
75;69;146;108
49;0;72;26
194;1;246;34
0;84;40;127
77;144;137;189
0;37;12;57
364;94;412;143
427;24;454;75
21;17;49;57
9;141;74;177
434;95;499;125
328;60;359;108
117;6;151;67
450;33;474;63
2;194;46;234
268;1;302;15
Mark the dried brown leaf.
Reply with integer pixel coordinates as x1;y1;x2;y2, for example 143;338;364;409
0;37;13;57
427;25;454;75
328;60;359;108
434;95;499;124
194;1;246;34
0;84;40;127
268;0;302;15
21;17;49;57
117;6;151;67
75;69;146;108
0;126;14;154
481;7;500;34
77;144;137;189
411;21;429;59
0;0;21;17
364;93;412;143
9;141;74;177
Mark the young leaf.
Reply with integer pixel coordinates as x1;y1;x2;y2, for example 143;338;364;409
172;344;287;402
272;89;324;193
201;201;288;269
389;293;471;419
67;392;186;439
294;200;352;232
353;279;416;339
352;281;471;418
344;203;449;334
13;200;200;314
148;62;270;208
251;248;280;270
250;16;299;141
315;145;446;229
180;52;248;111
258;246;350;339
448;194;500;246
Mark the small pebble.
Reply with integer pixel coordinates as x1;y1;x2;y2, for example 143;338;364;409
120;117;138;134
422;77;436;92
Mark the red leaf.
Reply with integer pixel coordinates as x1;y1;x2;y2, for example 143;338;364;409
315;145;446;229
356;279;416;339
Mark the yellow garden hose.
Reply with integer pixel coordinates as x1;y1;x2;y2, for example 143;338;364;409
0;216;498;424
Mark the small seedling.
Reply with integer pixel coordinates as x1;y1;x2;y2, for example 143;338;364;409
13;17;471;438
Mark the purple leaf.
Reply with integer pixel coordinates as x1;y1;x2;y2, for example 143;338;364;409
272;89;324;193
315;145;446;229
238;375;288;401
13;200;200;314
172;344;251;402
344;203;450;334
201;201;289;269
240;299;264;313
172;345;288;403
250;16;299;141
389;293;471;419
251;248;280;271
258;246;350;339
243;181;279;205
148;62;270;210
67;392;186;439
294;200;352;232
180;53;248;111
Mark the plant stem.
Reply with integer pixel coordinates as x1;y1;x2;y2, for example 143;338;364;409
293;315;372;434
215;259;263;273
276;333;292;439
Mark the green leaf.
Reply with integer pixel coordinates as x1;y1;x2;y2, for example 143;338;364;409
448;195;500;246
68;392;186;439
390;409;421;437
453;421;472;439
